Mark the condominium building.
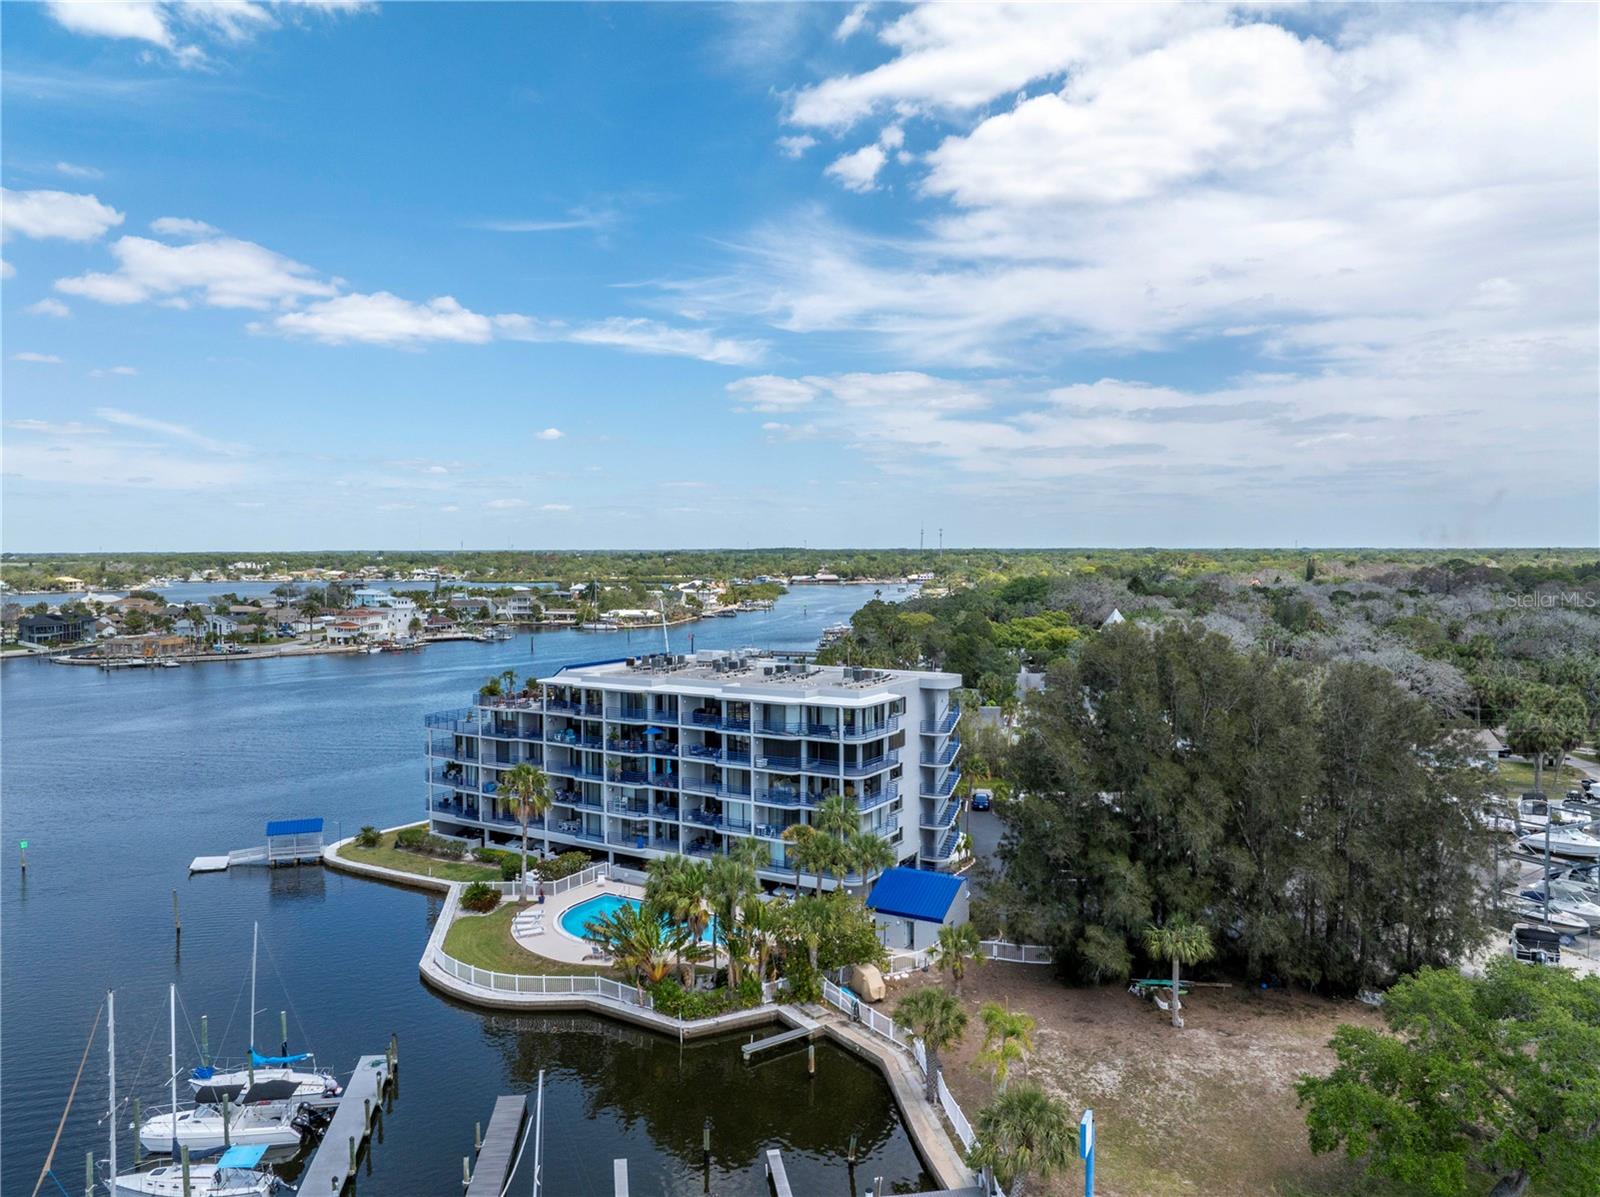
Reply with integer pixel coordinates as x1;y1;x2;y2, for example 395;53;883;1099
425;650;964;882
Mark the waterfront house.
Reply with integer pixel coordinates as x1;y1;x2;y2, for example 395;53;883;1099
18;611;93;645
205;613;244;637
324;607;409;644
425;651;964;883
492;593;543;620
865;867;970;951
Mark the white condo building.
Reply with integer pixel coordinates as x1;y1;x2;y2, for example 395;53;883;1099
426;650;964;882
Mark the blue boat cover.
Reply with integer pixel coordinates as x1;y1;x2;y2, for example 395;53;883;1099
218;1145;268;1169
191;1065;215;1080
866;867;965;923
265;817;324;836
251;1048;311;1066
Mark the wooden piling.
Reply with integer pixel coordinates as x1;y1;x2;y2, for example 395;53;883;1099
221;1095;231;1148
172;889;181;942
180;1147;191;1197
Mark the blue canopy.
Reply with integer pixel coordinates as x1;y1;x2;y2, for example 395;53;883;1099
218;1145;268;1169
190;1065;216;1080
251;1048;312;1066
644;726;666;736
265;817;323;837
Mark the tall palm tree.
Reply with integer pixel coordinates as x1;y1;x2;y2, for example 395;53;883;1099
894;987;968;1103
845;831;895;888
782;823;823;895
708;853;758;986
500;761;551;901
977;1002;1035;1089
813;792;857;840
931;923;984;994
1142;916;1214;1029
966;1082;1076;1197
645;856;712;982
741;893;785;984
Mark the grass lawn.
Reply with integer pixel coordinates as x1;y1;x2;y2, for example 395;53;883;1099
1488;756;1590;796
442;902;615;978
337;827;500;883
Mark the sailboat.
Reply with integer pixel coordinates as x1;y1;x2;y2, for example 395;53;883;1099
188;924;340;1104
115;987;280;1194
137;982;311;1157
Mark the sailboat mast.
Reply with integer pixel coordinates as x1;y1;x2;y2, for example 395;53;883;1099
107;989;118;1187
168;983;179;1160
250;922;259;1069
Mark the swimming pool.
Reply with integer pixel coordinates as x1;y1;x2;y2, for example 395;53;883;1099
560;893;717;943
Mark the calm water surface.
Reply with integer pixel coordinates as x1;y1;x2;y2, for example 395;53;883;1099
1;587;933;1195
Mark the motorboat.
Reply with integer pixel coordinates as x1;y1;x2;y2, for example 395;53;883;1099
114;1146;279;1195
1505;897;1589;935
1509;923;1562;966
1510;795;1584;832
138;1078;310;1156
1519;880;1600;928
1518;825;1600;859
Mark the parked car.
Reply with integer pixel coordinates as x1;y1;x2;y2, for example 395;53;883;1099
970;788;992;811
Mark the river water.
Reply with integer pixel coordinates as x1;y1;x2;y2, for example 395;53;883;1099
1;586;933;1195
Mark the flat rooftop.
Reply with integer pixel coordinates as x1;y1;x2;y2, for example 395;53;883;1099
543;653;960;703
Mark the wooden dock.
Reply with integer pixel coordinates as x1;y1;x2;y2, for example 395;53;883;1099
765;1149;795;1197
296;1054;392;1195
465;1094;527;1197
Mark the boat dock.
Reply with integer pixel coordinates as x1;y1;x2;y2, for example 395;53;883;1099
296;1051;394;1195
741;1005;821;1058
464;1094;526;1197
765;1149;795;1197
189;818;325;873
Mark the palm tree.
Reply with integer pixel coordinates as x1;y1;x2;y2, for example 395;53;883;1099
966;1082;1076;1197
741;893;785;983
645;856;711;982
782;823;824;894
931;923;984;994
1142;916;1214;1029
845;831;895;888
582;900;695;998
977;1002;1035;1089
894;987;968;1103
708;853;758;986
813;792;857;840
499;762;551;901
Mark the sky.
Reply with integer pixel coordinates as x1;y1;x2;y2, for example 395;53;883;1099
2;1;1596;552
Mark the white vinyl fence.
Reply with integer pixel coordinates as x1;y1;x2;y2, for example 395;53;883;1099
432;947;656;1008
979;939;1053;964
545;862;610;895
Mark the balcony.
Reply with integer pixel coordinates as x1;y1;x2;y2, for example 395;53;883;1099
926;825;963;862
685;809;726;828
430;800;480;821
606;707;667;724
547;761;605;782
431;740;479;762
920;708;960;736
684;744;724;762
546;731;604;750
652;804;680;820
758;785;805;807
607;799;651;817
922;800;960;830
759;719;805;737
921;770;961;799
856;784;898;812
725;749;752;765
610;738;679;758
753;821;799;840
844;715;901;741
806;721;840;738
843;755;892;777
756;753;802;772
920;740;961;768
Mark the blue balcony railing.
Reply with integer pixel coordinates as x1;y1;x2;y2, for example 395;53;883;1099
920;708;960;736
757;754;802;771
921;770;961;799
920;740;961;767
843;756;891;777
844;715;900;741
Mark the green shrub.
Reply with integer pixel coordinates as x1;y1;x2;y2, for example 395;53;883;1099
499;858;523;882
647;978;763;1021
533;850;590;881
460;882;501;912
355;825;380;848
474;847;514;867
394;827;466;860
395;826;427;850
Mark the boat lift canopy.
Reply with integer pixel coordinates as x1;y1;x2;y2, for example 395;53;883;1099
217;1145;268;1170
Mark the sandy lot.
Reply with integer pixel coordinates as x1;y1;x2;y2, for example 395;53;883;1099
888;964;1386;1197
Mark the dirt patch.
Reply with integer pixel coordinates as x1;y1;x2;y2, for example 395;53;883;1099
884;965;1385;1197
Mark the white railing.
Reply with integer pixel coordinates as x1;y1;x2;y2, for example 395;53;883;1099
545;862;610;895
885;948;934;976
937;1070;976;1150
609;865;649;886
432;947;656;1008
979;939;1052;964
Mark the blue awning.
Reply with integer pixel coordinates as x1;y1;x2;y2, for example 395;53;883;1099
644;726;666;736
866;867;965;923
218;1145;268;1169
266;817;324;837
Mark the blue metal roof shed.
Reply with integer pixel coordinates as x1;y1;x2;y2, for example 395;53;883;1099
265;817;324;837
866;867;965;924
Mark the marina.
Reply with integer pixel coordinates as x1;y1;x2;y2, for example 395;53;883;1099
4;587;939;1196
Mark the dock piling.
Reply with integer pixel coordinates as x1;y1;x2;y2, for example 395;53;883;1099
85;1151;93;1197
172;889;181;943
808;1043;815;1075
221;1095;231;1148
613;1159;629;1197
181;1147;191;1196
474;1121;482;1151
463;1157;471;1187
132;1098;142;1167
200;1015;208;1066
280;1010;288;1057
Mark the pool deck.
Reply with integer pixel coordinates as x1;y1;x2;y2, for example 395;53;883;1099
509;875;647;964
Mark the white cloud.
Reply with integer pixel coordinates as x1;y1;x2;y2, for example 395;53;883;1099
540;503;572;512
26;298;71;317
477;208;616;234
727;375;818;412
44;0;374;67
1;260;13;280
485;498;529;510
561;317;767;366
825;143;887;192
90;366;139;377
776;135;817;158
537;428;564;440
55;161;104;180
271;292;495;346
12;352;64;364
150;216;220;239
58;234;334;308
2;188;124;241
6;419;106;435
835;3;871;41
95;406;243;454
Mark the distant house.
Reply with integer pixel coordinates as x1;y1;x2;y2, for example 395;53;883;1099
493;593;543;620
866;867;970;952
1016;667;1046;699
206;613;244;637
540;607;578;626
18;612;93;645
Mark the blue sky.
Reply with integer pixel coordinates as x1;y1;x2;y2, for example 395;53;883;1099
3;2;1596;551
